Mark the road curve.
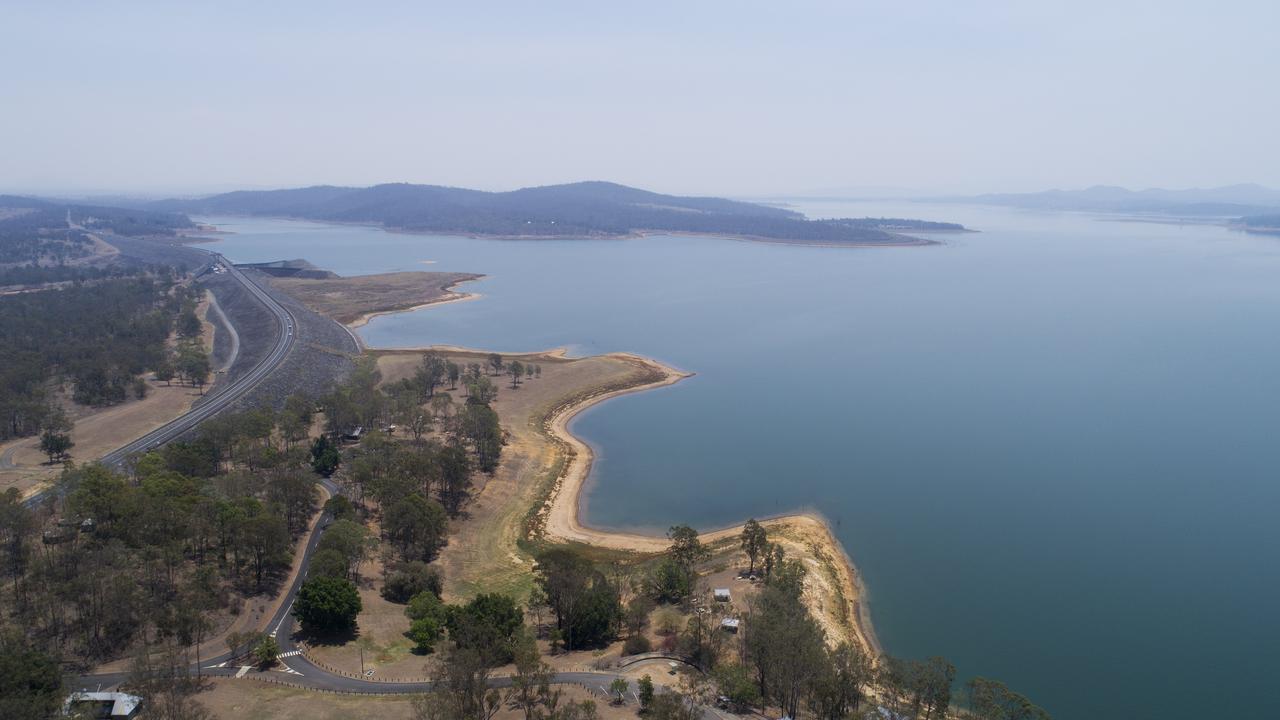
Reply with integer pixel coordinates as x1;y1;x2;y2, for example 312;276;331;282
98;252;297;468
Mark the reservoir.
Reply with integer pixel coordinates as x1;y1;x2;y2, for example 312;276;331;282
205;203;1280;720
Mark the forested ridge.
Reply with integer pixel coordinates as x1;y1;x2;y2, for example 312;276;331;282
147;181;961;244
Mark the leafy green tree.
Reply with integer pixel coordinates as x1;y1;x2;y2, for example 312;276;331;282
406;590;449;625
310;435;341;476
534;547;623;650
253;635;280;667
487;353;504;375
446;593;524;666
637;675;655;713
384;493;448;562
416;352;448;398
409;617;442;654
316;519;373;580
649;556;693;604
609;677;629;704
293;576;362;634
667;525;708;568
323;494;356;522
740;518;768;575
311;547;350;579
38;428;73;463
0;634;62;720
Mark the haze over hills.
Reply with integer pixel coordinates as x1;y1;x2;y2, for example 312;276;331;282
940;183;1280;217
145;181;964;245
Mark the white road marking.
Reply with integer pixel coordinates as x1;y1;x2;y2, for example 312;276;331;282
235;666;251;678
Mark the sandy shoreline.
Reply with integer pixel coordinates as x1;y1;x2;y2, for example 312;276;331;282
532;351;883;658
344;287;482;329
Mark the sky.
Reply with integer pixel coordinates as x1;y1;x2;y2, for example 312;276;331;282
1;1;1277;198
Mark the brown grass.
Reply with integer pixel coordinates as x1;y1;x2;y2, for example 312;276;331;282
267;272;483;326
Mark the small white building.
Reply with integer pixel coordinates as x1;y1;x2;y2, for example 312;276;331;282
713;588;731;602
63;691;142;718
720;617;740;633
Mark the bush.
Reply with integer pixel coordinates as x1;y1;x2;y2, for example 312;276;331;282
381;561;443;603
405;590;448;624
623;634;652;656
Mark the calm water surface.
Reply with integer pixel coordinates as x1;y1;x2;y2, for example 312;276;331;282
205;205;1280;720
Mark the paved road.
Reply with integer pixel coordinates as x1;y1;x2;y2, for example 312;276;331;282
23;249;296;509
98;252;297;468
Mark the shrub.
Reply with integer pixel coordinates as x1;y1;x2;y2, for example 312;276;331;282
623;634;652;656
381;561;443;603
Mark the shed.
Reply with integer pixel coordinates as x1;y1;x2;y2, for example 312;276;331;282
713;588;731;602
720;617;740;633
63;691;142;718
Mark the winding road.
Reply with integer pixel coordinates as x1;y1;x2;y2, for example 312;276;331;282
57;247;641;702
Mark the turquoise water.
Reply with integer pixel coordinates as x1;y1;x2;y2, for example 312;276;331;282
206;206;1280;720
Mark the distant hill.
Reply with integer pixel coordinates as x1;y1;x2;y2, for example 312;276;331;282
943;183;1280;217
148;181;960;245
0;194;193;267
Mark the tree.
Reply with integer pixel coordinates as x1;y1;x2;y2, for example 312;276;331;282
0;633;62;720
446;360;461;390
967;677;1052;720
740;518;768;575
534;547;623;650
667;525;708;570
406;590;449;625
310;435;341;477
649;556;693;604
38;407;73;463
324;494;356;522
316;519;373;580
447;593;524;666
488;353;504;375
253;635;280;667
382;561;443;603
384;493;448;562
744;586;827;720
241;511;289;590
416;352;448;398
414;647;502;720
637;675;655;713
409;617;442;654
809;643;872;720
878;656;955;720
293;576;362;634
608;678;629;705
646;692;701;720
38;428;73;463
713;664;762;712
508;360;524;389
506;627;559;720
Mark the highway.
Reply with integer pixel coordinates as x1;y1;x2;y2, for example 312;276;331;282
98;252;297;468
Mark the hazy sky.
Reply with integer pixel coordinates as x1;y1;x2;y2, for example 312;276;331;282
2;1;1277;197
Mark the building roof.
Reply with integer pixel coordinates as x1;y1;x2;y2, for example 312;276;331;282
65;691;142;718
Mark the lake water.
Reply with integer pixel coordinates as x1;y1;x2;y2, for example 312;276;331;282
204;204;1280;720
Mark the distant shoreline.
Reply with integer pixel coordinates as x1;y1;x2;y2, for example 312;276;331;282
191;213;946;248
